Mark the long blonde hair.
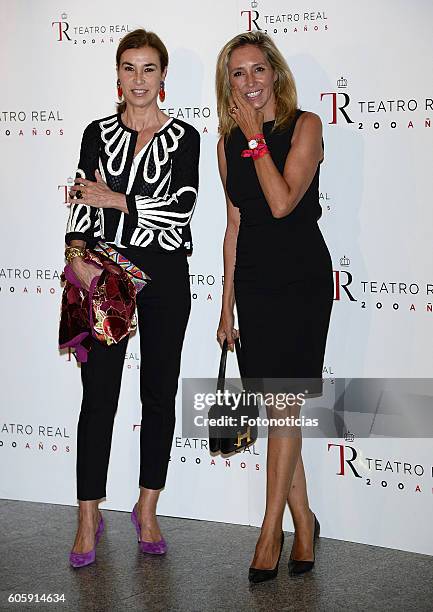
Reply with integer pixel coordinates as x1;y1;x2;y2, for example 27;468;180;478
216;31;298;136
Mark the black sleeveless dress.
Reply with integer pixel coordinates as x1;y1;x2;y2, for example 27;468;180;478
225;109;333;392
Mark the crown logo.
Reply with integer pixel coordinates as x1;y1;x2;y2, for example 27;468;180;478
340;255;350;267
337;76;347;88
344;430;355;442
61;12;68;20
251;0;258;8
67;176;74;185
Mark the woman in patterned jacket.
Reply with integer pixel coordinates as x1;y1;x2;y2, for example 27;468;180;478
66;28;200;567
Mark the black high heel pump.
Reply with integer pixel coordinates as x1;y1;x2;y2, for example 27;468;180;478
249;532;285;584
288;513;320;576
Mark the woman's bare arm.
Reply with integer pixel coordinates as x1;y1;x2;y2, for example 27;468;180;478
216;136;240;350
253;112;324;218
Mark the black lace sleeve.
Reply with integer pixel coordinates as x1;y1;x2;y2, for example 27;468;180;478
65;121;100;246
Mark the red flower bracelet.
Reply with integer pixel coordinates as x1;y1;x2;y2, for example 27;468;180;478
241;133;270;160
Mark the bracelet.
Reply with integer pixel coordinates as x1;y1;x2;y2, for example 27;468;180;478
246;133;266;150
65;246;86;263
249;133;266;146
241;133;269;160
241;142;269;160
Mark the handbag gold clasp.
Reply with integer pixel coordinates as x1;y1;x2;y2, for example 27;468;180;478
235;427;252;448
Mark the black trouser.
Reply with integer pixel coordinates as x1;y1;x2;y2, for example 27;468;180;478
76;252;191;501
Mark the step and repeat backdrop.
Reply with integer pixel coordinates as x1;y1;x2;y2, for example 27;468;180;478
1;0;432;555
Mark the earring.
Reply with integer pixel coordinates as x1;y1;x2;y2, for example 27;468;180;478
159;81;165;103
117;79;123;100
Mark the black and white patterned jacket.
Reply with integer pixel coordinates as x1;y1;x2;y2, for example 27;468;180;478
65;114;200;252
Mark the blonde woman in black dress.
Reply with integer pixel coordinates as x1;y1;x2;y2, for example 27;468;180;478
216;32;333;583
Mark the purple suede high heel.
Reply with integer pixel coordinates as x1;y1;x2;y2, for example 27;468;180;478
131;505;167;555
69;514;104;568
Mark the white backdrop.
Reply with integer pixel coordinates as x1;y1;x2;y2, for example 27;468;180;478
1;0;432;556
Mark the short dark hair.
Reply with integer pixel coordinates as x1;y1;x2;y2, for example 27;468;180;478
116;29;169;114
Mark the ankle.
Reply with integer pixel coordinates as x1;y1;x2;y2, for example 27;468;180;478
136;501;157;516
260;523;282;540
292;507;313;528
138;515;159;529
78;508;99;523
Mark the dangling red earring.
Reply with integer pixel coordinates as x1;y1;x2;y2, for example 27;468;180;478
159;80;165;103
117;79;123;100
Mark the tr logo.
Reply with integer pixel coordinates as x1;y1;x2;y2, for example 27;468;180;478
328;443;362;478
334;270;356;302
240;10;261;31
52;20;71;42
320;92;354;124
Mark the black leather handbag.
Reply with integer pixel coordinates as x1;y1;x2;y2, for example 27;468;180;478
208;338;258;454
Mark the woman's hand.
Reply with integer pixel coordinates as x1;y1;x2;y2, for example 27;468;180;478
70;257;101;292
229;87;264;140
69;170;127;211
217;309;239;352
